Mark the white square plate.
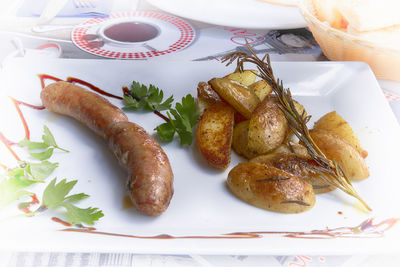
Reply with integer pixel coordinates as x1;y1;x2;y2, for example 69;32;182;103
0;58;399;255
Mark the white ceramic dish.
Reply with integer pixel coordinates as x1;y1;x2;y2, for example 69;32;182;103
146;0;306;29
0;58;400;255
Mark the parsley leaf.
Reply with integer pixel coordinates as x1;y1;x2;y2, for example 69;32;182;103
122;82;199;145
8;161;58;182
42;125;69;152
19;125;69;157
29;148;54;161
28;161;59;181
155;94;199;145
60;203;103;226
0;159;58;209
0;176;34;209
155;122;176;142
123;95;142;110
123;81;173;112
41;178;103;226
19;138;49;150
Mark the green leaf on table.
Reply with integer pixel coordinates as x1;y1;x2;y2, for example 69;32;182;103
60;203;103;226
123;81;174;112
42;125;57;147
131;81;148;99
19;138;49;150
19;125;69;157
27;161;59;181
65;193;89;203
42;125;69;152
155;121;176;143
0;174;36;209
168;94;199;145
122;95;142;111
41;178;103;225
29;148;54;161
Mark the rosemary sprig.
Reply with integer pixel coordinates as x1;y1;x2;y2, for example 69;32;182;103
221;48;371;211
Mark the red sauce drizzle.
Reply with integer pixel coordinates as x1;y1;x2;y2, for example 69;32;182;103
38;74;62;89
61;229;261;240
0;163;10;170
38;74;123;100
51;217;72;227
66;77;123;100
10;97;31;140
60;217;400;240
13;99;45;110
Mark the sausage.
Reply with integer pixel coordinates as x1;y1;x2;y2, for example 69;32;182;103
40;81;174;216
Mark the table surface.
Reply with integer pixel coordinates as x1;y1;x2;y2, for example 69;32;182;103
0;0;399;266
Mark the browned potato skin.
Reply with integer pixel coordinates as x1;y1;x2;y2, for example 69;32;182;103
248;80;272;101
248;95;289;155
227;162;315;213
313;111;368;158
197;81;221;114
225;70;258;86
196;102;235;169
250;153;334;194
273;141;309;157
310;129;370;181
209;77;260;119
232;120;259;159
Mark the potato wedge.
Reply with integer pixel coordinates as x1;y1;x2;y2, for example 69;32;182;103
197;81;220;114
209;77;260;119
225;70;258;86
232;120;259;159
313;111;368;158
248;80;272;101
248;95;288;154
250;153;334;194
273;141;309;157
196;101;235;169
310;129;369;181
227;162;315;213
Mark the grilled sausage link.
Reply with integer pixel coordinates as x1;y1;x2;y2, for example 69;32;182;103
41;81;174;216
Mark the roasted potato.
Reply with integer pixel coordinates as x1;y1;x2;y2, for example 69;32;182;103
250;153;334;194
310;129;369;181
273;141;309;157
196;102;235;169
313;111;368;158
225;70;258;86
248;80;272;101
197;81;220;114
227;162;315;213
208;77;260;119
232;120;258;159
247;95;288;155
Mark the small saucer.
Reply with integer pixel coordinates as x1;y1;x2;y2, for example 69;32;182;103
71;11;195;59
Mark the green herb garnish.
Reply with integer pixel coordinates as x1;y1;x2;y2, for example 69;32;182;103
1;125;103;226
123;82;199;145
19;125;69;160
123;81;173;112
0;160;58;209
39;178;104;226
